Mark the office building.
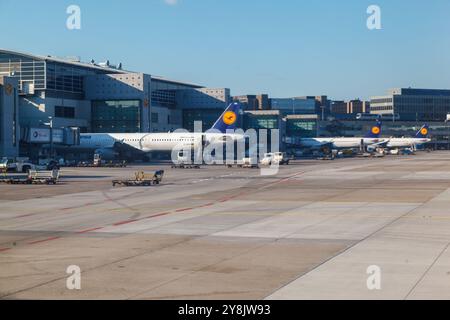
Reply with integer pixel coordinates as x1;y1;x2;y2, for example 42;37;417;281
271;97;316;115
347;99;370;114
303;96;331;119
330;100;347;114
330;99;370;115
233;94;271;111
370;88;450;121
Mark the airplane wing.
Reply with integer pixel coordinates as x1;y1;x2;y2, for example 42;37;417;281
113;140;145;154
319;141;334;148
368;140;389;148
292;140;333;148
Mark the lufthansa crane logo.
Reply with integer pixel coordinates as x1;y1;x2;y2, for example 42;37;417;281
223;111;237;126
5;84;13;96
421;128;428;136
372;126;380;135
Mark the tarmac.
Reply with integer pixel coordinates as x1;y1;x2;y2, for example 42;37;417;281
1;151;450;300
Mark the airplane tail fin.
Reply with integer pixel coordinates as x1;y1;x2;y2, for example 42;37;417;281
210;102;242;133
365;120;382;138
416;124;430;138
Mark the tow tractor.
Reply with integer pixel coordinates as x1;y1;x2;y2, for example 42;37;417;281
77;154;127;168
112;170;165;187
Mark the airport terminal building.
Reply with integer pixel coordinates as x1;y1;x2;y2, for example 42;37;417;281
0;49;232;158
1;49;450;160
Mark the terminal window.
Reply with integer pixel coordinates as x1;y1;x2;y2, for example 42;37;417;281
91;100;141;133
55;106;75;118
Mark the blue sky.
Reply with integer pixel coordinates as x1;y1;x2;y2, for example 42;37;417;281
1;0;450;100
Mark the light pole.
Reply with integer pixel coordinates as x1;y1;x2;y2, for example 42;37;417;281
44;117;54;158
50;117;53;158
321;105;326;121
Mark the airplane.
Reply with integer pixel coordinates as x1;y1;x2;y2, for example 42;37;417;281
72;103;245;160
384;124;431;149
298;120;386;151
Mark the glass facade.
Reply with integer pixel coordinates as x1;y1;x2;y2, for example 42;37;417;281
318;121;364;137
0;52;118;96
371;89;450;121
183;109;223;131
46;62;86;94
393;96;450;121
271;98;316;115
151;90;177;108
55;106;75;119
244;114;279;130
151;112;159;123
286;119;317;138
91;100;141;133
0;54;46;91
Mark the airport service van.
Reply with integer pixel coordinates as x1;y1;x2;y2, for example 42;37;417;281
260;152;290;166
0;157;35;173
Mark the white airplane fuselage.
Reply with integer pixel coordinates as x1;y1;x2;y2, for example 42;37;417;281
299;137;386;149
79;132;245;153
386;138;431;148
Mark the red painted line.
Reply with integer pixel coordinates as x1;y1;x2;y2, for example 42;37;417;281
28;236;61;245
113;219;139;226
15;213;36;219
198;203;215;208
96;211;173;230
61;202;97;211
218;194;241;203
144;212;171;219
176;208;194;212
265;171;305;188
76;227;104;234
0;247;11;253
